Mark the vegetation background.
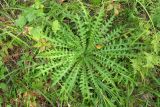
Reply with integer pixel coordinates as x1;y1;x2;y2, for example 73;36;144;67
0;0;160;107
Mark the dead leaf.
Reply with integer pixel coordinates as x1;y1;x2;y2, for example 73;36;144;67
0;17;7;22
22;26;31;35
96;44;103;49
114;8;119;16
107;4;114;11
57;0;65;4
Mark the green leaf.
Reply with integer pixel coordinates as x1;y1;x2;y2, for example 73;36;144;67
15;15;27;28
34;0;44;9
6;105;12;107
0;83;7;90
144;53;160;68
90;0;101;5
25;9;44;22
29;26;44;41
0;97;2;104
151;33;160;54
26;12;37;22
52;20;60;33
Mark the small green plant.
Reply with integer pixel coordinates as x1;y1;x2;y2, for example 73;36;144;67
27;2;144;106
1;0;160;106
